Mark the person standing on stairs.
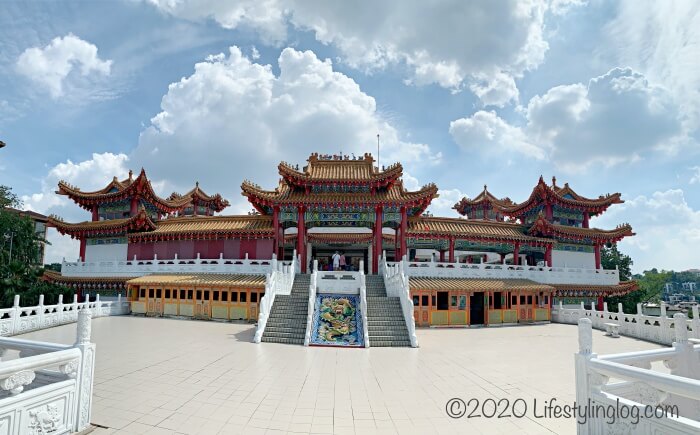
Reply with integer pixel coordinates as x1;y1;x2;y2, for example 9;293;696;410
339;252;346;271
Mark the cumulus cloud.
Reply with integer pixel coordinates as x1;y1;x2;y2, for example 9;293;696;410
450;68;685;172
131;46;439;209
604;1;700;129
449;110;545;160
15;34;112;99
143;0;568;105
594;189;700;272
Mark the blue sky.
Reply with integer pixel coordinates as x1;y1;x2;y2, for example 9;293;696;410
1;0;699;272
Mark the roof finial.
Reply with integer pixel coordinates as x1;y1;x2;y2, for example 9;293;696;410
552;176;557;187
484;184;487;191
128;169;133;180
196;181;199;188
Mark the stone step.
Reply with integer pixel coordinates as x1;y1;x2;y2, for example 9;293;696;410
369;341;412;347
262;331;306;340
367;321;407;327
261;337;305;345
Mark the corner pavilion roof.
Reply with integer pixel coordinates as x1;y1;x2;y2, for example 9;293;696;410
409;278;555;292
454;176;624;219
48;208;157;239
528;214;635;244
551;281;639;297
407;216;552;245
57;169;228;213
42;270;132;288
129;215;274;241
167;182;230;212
126;273;266;288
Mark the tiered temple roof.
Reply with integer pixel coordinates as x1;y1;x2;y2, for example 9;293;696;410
407;217;551;246
454;176;624;220
129;215;275;242
48;208;157;239
57;169;228;214
452;185;515;219
409;278;555;292
242;154;438;216
528;215;634;244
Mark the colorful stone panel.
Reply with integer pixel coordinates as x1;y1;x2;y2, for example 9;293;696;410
310;294;364;347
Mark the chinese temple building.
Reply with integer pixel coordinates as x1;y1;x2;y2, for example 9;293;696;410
44;153;638;341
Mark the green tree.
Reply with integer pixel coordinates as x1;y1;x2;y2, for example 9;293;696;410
601;244;633;281
0;185;72;307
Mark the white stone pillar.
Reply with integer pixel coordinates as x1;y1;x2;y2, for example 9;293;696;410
575;318;595;435
74;309;96;432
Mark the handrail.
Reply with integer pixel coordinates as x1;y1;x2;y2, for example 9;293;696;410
381;253;418;347
0;347;81;379
254;251;297;343
359;260;370;348
304;260;318;346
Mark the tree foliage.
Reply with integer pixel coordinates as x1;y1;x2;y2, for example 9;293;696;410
603;243;668;312
0;185;73;308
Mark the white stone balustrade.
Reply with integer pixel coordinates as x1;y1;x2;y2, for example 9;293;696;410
359;262;370;348
254;252;298;344
316;270;362;294
0;308;97;433
61;253;280;277
392;258;620;286
0;294;130;338
382;255;418;347
553;302;700;346
575;316;700;434
303;260;319;347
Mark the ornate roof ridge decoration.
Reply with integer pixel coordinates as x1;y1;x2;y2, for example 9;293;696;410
241;178;439;213
56;169;228;213
407;216;553;245
502;176;624;217
129;214;275;241
48;207;157;239
277;153;403;187
453;185;515;213
167;181;230;212
527;214;635;243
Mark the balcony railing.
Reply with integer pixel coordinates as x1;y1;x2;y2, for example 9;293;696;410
390;258;620;286
61;253;286;277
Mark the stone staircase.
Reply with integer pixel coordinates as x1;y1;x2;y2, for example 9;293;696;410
261;274;310;345
365;275;411;347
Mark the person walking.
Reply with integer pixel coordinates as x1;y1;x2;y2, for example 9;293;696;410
339;252;347;271
332;251;341;271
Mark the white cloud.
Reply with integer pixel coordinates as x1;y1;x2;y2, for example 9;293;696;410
690;167;700;185
604;1;700;130
143;0;568;104
131;46;438;207
15;34;112;99
450;68;685;172
449;110;546;160
594;189;700;273
469;72;519;107
429;188;467;218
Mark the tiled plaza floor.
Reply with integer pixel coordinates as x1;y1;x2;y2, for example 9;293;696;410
19;316;662;435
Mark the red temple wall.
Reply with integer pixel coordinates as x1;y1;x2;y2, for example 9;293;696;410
127;238;272;260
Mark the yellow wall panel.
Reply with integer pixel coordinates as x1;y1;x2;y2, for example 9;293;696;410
212;306;229;319
431;311;448;325
163;303;178;316
179;304;194;317
132;301;146;314
230;306;248;320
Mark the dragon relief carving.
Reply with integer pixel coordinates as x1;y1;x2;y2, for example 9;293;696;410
28;403;61;434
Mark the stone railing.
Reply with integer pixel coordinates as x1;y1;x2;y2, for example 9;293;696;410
382;254;418;347
0;309;96;433
61;253;281;277
359;262;370;348
391;258;620;286
253;251;297;344
553;302;700;346
0;294;130;338
575;316;700;434
303;260;319;347
315;270;362;294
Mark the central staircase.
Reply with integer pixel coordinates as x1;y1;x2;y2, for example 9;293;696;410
261;274;310;345
365;275;411;347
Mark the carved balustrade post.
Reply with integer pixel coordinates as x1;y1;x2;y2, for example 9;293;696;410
11;295;20;335
575;318;596;435
664;313;699;419
74;309;96;432
693;305;700;341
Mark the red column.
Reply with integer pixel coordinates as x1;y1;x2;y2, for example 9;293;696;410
513;242;520;266
594;243;601;269
596;295;604;311
545;244;552;267
297;207;305;273
500;253;505;263
91;204;98;221
400;206;407;260
79;237;86;261
272;206;280;258
583;212;589;228
545;202;553;221
394;228;399;260
373;206;383;273
448;237;455;263
439;250;445;262
130;197;138;216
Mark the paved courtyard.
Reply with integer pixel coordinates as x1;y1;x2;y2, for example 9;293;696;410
19;316;662;435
